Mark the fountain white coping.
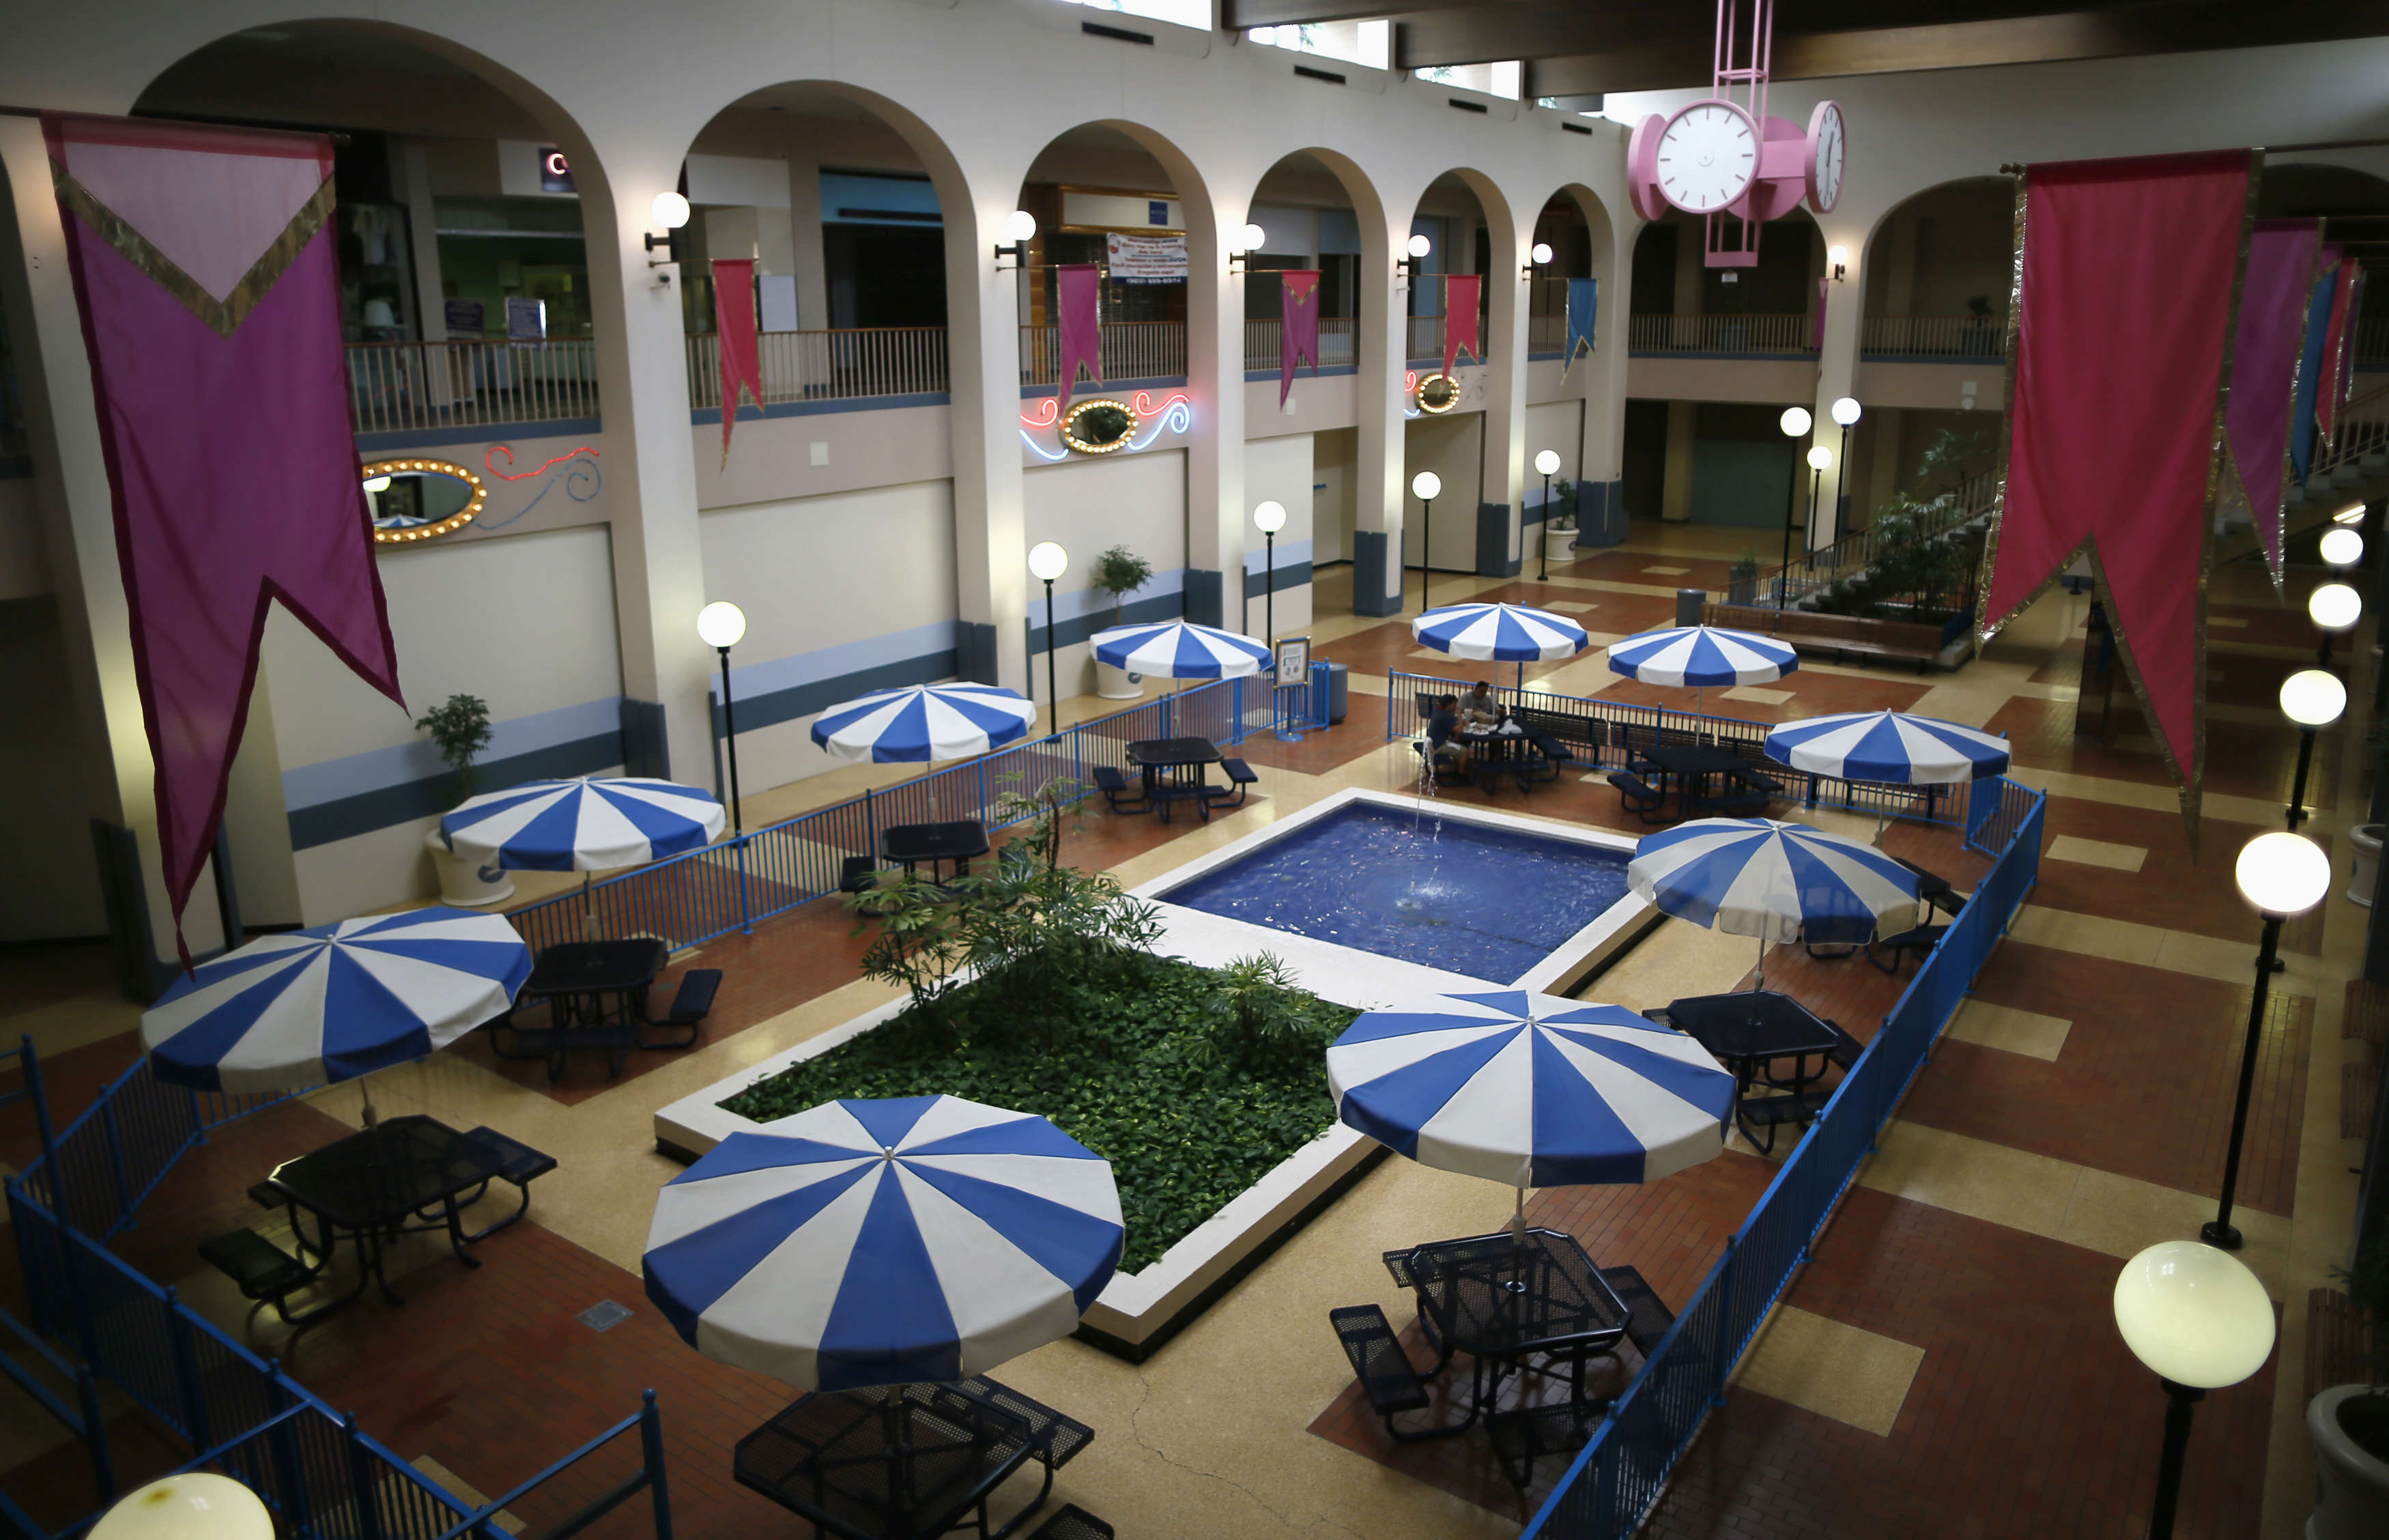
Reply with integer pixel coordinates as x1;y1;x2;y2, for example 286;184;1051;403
653;786;1658;1356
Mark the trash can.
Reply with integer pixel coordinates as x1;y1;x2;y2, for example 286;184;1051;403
1676;588;1707;628
2351;823;2382;908
1323;662;1351;725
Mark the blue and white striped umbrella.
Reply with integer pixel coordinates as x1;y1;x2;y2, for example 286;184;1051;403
1606;625;1799;688
440;777;726;872
810;683;1038;763
644;1094;1124;1391
141;908;530;1094
1410;603;1591;664
1764;711;2012;785
1326;989;1734;1201
1091;620;1274;681
1629;818;1919;947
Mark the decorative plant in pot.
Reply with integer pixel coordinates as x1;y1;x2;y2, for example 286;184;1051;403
415;693;513;906
1090;544;1156;700
2311;1234;2389;1538
1544;478;1577;562
1728;550;1762;607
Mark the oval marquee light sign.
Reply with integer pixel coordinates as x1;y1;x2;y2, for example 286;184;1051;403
362;458;488;543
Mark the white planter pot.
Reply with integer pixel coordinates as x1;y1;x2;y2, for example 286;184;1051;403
425;828;514;907
2310;1386;2389;1540
1096;661;1145;700
2351;824;2383;908
1544;527;1577;564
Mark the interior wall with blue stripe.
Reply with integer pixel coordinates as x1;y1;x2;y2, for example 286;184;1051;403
1023;448;1188;697
701;478;959;795
1241;432;1315;640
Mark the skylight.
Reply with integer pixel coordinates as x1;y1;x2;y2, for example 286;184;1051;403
1246;18;1391;70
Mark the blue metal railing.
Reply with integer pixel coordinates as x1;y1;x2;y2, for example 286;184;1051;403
1523;786;2046;1539
509;676;1254;951
1385;670;2016;841
3;1033;671;1539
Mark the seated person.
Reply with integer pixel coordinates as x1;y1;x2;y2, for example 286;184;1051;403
1425;694;1467;774
1459;681;1504;732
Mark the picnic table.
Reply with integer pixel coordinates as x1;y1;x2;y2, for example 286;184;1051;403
492;938;668;1081
881;819;990;881
260;1115;509;1311
1124;737;1223;823
1387;1227;1632;1423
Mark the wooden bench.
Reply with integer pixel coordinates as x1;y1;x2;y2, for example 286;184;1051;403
2346;978;2389;1046
1704;601;1949;672
2347;1061;2381;1141
2307;1287;2374;1399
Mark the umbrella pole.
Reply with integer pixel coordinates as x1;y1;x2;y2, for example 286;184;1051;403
1511;1182;1527;1242
582;872;599;941
1754;933;1765;992
358;1068;379;1130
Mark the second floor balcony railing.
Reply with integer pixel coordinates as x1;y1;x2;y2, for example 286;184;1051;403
686;326;952;412
1861;314;2008;361
347;337;601;436
1629;313;1817;357
1242;316;1358;374
1018;320;1188;387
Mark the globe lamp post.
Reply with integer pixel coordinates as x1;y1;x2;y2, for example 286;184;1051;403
1029;541;1069;738
1534;448;1562;581
696;601;747;833
2111;1240;2276;1539
1412;470;1442;614
1253;500;1287;652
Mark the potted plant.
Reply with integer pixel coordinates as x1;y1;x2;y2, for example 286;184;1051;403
2311;1235;2389;1538
1543;478;1577;565
1090;544;1156;700
415;693;513;907
1728;550;1762;606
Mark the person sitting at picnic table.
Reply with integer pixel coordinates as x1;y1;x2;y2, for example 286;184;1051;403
1460;681;1503;732
1425;694;1468;775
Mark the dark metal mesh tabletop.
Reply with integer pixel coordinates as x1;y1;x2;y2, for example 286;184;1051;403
881;821;990;864
1124;737;1221;768
735;1382;1032;1540
520;938;666;995
1403;1227;1629;1360
1665;989;1842;1065
267;1116;498;1229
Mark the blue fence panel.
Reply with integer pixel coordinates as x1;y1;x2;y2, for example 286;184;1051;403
1525;782;2044;1539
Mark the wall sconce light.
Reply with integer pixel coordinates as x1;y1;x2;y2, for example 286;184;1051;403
994;209;1038;270
1521;240;1554;278
1829;244;1850;282
646;191;690;271
1228;223;1268;272
1397;232;1431;279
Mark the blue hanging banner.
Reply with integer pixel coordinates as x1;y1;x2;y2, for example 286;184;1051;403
2291;266;2338;483
1562;278;1597;377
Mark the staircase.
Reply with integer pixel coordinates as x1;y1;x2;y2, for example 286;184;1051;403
2220;373;2389;567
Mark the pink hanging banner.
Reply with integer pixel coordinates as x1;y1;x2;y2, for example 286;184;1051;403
43;112;404;960
2225;219;2321;584
1279;269;1321;408
1442;274;1482;380
1055;263;1103;403
1983;149;2255;831
2319;256;2360;441
713;257;763;465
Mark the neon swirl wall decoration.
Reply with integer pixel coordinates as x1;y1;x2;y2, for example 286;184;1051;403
485;444;599;481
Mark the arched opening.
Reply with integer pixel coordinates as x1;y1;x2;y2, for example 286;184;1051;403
668;82;974;802
1012;121;1210;696
1399;170;1512;590
1245;149;1386;603
1522;186;1615;555
1858;177;2012;362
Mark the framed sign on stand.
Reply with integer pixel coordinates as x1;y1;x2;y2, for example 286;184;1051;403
1274;636;1312;741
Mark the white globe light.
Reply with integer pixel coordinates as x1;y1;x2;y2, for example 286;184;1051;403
362;474;392;494
1005;209;1038;243
1807;446;1833;471
2319;526;2364;568
91;1474;274;1540
1831;396;1861;427
1412;470;1442;500
1534;449;1562;476
1028;540;1069;581
2280;668;2347;728
1407;233;1432;259
1530;242;1554;265
1240;222;1268;253
2112;1240;2276;1390
2310;582;2362;632
2234;830;2332;917
1828;243;1850;268
696;601;747;649
651;191;691;230
2335;500;2366;525
1779;406;1812;438
1253;499;1287;533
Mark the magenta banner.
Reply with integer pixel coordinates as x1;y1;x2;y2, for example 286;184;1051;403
2226;219;2321;583
1279;269;1321;408
713;257;762;464
45;112;403;958
1442;274;1482;380
1055;263;1103;402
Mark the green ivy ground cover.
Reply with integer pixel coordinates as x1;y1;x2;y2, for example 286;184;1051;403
719;956;1356;1273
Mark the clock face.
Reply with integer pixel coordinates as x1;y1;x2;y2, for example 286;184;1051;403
1655;100;1758;215
1807;100;1846;214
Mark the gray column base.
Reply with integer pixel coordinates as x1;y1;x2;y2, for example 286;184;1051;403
1579;481;1629;547
1351;531;1401;616
956;621;998;685
619;698;670;779
1476;501;1521;577
1182;569;1224;627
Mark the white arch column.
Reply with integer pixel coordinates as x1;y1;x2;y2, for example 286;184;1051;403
1807;223;1870;549
947;197;1029;692
1577;208;1637;545
1182;199;1244;629
1476;240;1528;578
1351;217;1407;616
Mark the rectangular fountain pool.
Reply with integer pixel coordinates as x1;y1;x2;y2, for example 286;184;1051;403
1152;795;1643;987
